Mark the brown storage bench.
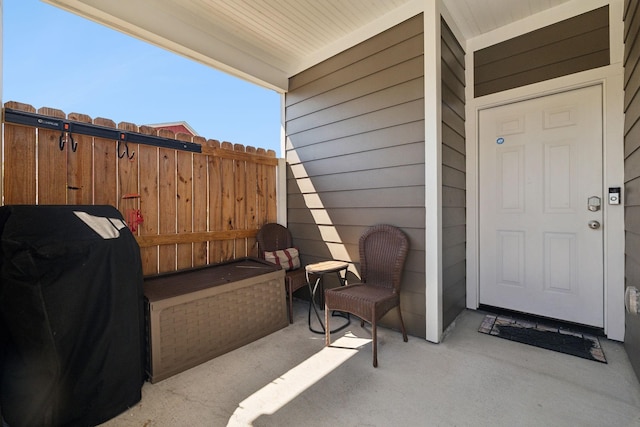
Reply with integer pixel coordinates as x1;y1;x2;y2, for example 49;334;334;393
143;257;287;383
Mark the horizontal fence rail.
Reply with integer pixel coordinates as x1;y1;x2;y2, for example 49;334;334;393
1;101;278;276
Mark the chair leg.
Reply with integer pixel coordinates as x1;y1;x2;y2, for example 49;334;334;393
325;303;330;346
372;319;378;367
398;306;408;342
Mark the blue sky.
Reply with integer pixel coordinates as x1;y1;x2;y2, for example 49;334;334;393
3;0;282;156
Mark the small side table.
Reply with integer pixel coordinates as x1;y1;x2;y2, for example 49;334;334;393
305;260;351;334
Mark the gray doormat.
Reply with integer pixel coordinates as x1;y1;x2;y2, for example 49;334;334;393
478;314;607;363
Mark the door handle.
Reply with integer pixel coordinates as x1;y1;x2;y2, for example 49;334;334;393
588;220;601;230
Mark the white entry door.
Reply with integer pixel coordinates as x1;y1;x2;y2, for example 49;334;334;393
479;85;604;327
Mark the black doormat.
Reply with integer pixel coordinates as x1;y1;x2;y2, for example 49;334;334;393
478;314;607;363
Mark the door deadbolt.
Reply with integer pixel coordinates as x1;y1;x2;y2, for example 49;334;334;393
588;196;601;212
588;220;601;230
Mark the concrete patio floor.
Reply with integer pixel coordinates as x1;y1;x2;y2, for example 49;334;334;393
103;300;640;427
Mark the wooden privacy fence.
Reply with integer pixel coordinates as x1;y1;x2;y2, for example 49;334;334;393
1;101;279;276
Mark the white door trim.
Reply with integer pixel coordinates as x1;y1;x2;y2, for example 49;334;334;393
465;67;625;340
464;0;625;341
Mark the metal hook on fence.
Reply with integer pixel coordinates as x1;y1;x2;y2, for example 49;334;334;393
117;139;135;160
58;122;77;152
59;131;66;151
58;132;77;152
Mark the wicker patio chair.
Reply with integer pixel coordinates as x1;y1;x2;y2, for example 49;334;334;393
324;224;409;367
256;223;308;324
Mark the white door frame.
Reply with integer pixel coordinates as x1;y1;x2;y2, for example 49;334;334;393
464;0;625;341
466;68;625;341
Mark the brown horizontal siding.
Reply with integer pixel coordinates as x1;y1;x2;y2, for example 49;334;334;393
443;224;466;248
287;164;425;193
289;222;425;253
476;27;609;83
623;1;640;109
626;97;640;137
287;186;425;210
476;51;609;98
441;25;465;82
475;6;609;97
287;35;424;113
442;186;465;207
442;61;466;105
626;147;640;185
289;142;424;177
442;122;465;153
625;205;640;234
442;165;465;189
625;0;640;50
441;18;466;330
285;14;426;337
624;114;640;158
289;120;424;161
443;259;465;289
442;206;465;226
443;276;467;327
442;147;464;174
442;82;465;120
625;176;640;207
287;56;424;121
289;14;424;91
286;78;424;135
443;243;466;270
624;0;640;382
287;99;424;149
441;106;465;141
476;7;608;66
400;312;426;338
625;62;640;111
287;205;426;229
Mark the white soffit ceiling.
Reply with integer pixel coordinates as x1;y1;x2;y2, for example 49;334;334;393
43;0;574;92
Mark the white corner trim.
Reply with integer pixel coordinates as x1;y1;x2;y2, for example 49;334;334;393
277;94;287;226
602;70;626;341
276;158;287;227
425;1;443;344
464;45;479;311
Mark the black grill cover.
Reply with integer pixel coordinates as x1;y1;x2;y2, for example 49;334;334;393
0;205;145;427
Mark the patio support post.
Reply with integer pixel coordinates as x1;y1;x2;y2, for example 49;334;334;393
277;94;287;225
424;0;443;343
